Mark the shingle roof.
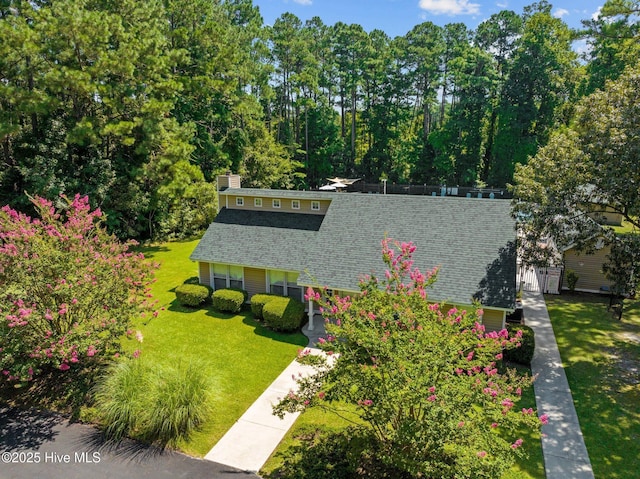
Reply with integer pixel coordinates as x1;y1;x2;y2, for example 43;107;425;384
190;193;516;309
213;208;325;231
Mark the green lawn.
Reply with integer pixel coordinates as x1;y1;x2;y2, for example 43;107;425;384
611;219;637;235
131;240;308;456
545;293;640;479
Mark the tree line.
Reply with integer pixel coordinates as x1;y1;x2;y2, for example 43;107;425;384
0;0;637;239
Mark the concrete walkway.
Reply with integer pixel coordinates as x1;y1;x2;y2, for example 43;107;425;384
523;290;595;479
204;317;326;473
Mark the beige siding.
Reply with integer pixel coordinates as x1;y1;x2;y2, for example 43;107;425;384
600;209;623;226
225;195;330;215
244;267;267;298
586;205;623;226
482;308;505;332
199;262;211;287
563;247;612;292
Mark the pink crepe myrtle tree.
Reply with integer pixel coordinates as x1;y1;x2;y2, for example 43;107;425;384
274;238;544;477
0;194;157;382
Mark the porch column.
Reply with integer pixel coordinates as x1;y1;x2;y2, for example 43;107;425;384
308;297;314;330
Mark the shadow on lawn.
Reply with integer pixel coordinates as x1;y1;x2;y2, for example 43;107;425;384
135;244;171;258
0;367;100;422
241;315;308;348
546;293;640;479
204;307;238;321
167;298;209;314
565;358;639;479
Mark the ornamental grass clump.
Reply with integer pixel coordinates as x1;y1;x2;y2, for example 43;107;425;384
143;362;211;446
274;238;545;478
93;358;211;448
92;360;147;442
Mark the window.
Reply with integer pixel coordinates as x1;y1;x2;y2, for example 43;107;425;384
236;197;244;206
229;265;243;290
254;198;262;207
286;272;303;301
212;264;244;291
291;200;300;210
269;270;286;296
268;271;302;301
311;201;320;211
273;199;281;208
213;264;228;291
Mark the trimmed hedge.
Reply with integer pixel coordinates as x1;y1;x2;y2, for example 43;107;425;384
212;288;247;313
251;293;277;320
229;287;249;302
504;324;535;366
263;296;306;332
175;283;211;307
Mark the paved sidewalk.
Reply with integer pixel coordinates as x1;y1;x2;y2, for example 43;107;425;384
204;317;326;472
523;290;594;479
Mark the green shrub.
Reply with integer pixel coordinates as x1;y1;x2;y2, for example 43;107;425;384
229;287;249;302
270;429;383;479
263;296;306;332
565;269;579;292
212;288;246;313
504;324;535;366
175;283;211;307
251;293;278;320
93;359;211;447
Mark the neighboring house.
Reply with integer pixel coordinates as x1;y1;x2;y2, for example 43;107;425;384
560;185;622;292
579;184;624;227
561;241;612;293
517;185;625;295
190;174;518;331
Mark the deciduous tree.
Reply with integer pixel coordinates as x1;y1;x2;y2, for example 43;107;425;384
275;239;542;477
0;195;157;382
513;64;640;294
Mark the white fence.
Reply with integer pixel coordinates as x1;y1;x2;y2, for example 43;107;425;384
518;264;563;294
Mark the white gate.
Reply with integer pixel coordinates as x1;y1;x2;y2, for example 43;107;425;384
518;265;542;292
518;265;563;294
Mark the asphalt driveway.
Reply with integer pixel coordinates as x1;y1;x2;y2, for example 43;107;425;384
0;406;259;479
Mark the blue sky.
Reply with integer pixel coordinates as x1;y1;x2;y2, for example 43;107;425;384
252;0;605;37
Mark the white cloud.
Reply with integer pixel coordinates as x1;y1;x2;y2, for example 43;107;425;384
592;6;602;21
418;0;481;15
496;1;509;8
291;0;312;5
572;38;591;57
553;8;569;19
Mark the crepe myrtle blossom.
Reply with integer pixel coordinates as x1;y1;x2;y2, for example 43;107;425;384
0;194;158;382
274;238;542;477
